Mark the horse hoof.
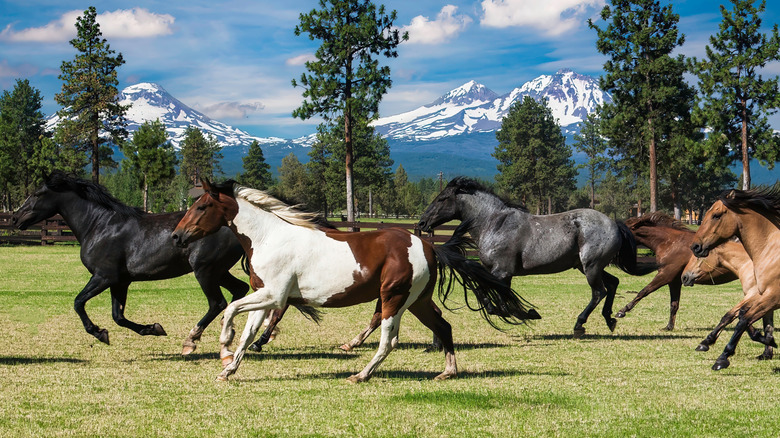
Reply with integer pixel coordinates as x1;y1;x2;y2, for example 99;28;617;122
572;328;586;339
221;355;234;368
97;329;110;345
181;343;197;356
712;359;730;371
339;344;353;352
770;339;778;348
152;323;167;336
434;371;457;381
215;374;229;382
757;353;773;361
346;374;365;384
662;325;674;332
607;319;617;332
695;344;710;352
615;311;626;318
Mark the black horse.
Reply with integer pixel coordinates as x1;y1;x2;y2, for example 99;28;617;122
12;171;250;353
417;177;655;337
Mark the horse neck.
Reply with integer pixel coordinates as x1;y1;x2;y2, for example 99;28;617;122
458;191;517;241
714;242;751;277
732;211;780;263
232;198;305;246
633;226;692;252
53;192;116;242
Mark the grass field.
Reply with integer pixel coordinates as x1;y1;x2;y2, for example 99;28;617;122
1;245;778;437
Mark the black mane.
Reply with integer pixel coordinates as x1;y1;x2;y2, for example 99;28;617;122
45;170;143;218
720;183;780;224
447;176;529;212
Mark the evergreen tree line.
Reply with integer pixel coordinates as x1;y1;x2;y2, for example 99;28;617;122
1;0;780;223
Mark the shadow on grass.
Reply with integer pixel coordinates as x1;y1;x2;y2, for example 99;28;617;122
0;356;87;365
532;333;701;341
151;350;357;362
240;367;567;382
354;341;510;351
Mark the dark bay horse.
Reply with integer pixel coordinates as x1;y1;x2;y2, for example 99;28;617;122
417;177;654;337
616;213;736;330
171;179;539;382
691;185;780;370
681;240;773;360
11;171;250;353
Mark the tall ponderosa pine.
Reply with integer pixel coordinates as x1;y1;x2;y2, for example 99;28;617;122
573;113;609;209
589;0;689;212
55;6;128;183
179;126;222;187
689;0;780;189
122;119;177;211
493;96;576;214
292;0;406;223
0;79;49;209
240;140;273;190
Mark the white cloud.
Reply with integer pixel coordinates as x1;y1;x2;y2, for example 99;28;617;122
285;53;316;66
401;5;473;45
0;8;174;43
481;0;605;37
195;101;265;120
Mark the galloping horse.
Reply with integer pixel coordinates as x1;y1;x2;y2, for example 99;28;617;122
171;179;539;382
681;240;773;359
11;171;252;353
616;213;736;330
417;177;654;337
691;185;780;370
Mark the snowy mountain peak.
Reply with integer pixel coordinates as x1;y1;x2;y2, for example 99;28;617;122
429;80;499;107
374;69;611;141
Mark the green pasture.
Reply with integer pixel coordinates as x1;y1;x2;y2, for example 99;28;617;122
0;245;778;437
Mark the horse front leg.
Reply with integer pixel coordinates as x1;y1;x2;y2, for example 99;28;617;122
759;312;775;360
74;275;112;344
713;314;752;370
664;279;682;331
218;309;269;381
110;283;167;337
615;270;671;318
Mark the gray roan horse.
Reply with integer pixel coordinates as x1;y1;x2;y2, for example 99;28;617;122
417;177;655;337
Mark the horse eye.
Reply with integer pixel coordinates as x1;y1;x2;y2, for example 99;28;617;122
196;205;207;211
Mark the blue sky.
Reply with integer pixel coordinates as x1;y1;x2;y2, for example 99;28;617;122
2;0;779;139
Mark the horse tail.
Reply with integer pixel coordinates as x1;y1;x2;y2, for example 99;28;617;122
430;220;541;329
614;221;657;276
292;305;324;324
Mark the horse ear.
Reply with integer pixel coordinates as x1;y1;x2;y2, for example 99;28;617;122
725;190;736;199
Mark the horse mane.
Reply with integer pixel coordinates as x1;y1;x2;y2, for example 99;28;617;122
233;184;321;230
720;183;780;225
447;176;529;212
45;170;143;218
625;212;692;232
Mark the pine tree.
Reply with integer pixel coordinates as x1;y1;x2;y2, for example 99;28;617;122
689;0;780;189
292;0;407;223
55;6;128;183
121;119;177;211
573;113;609;209
0;79;49;209
240;140;273;190
493;96;576;214
277;153;310;204
589;0;690;212
179;126;222;187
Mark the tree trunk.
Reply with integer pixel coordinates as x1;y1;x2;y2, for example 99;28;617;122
648;118;657;213
91;128;100;184
741;100;750;190
590;178;595;209
344;56;355;226
143;176;149;212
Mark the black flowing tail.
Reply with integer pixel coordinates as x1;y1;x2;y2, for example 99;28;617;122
431;220;541;329
614;221;658;276
240;254;323;323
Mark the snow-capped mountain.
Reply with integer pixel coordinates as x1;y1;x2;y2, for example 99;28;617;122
374;69;611;141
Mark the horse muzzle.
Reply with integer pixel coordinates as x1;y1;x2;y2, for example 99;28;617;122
171;229;193;248
681;271;697;287
690;242;710;258
10;211;33;230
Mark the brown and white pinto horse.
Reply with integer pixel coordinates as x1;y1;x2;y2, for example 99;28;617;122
171;179;539;382
691;185;780;370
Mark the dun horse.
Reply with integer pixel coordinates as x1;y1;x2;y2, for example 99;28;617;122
11;171;251;352
681;241;773;359
691;185;780;370
171;179;539;382
417;177;653;337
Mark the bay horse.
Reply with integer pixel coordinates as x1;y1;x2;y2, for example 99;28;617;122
616;213;736;330
691;185;780;370
681;241;773;359
416;177;655;337
171;179;539;382
11;170;254;353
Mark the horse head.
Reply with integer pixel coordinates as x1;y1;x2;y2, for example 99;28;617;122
691;197;739;258
11;174;63;230
417;178;475;232
171;178;238;248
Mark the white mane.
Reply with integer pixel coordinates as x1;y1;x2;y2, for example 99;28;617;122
233;185;319;230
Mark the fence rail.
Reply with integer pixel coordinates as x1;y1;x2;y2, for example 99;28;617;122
0;212;461;249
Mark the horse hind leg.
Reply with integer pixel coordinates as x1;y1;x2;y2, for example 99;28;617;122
601;271;619;332
347;311;403;384
110;283;167;337
249;306;288;352
409;298;457;380
573;267;608;338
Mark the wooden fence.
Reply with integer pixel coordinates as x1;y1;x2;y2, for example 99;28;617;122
0;212;460;249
